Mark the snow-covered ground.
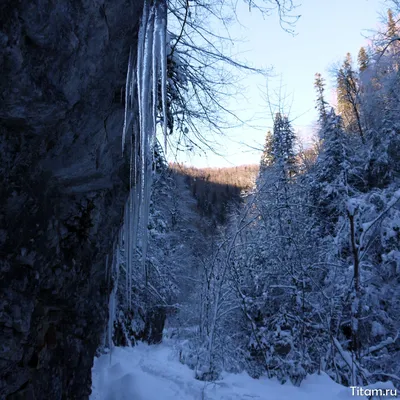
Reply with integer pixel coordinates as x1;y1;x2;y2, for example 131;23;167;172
90;341;369;400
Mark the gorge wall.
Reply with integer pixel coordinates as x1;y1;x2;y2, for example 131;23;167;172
0;0;143;398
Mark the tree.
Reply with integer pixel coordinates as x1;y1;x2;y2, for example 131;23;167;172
116;0;301;349
260;130;274;169
387;9;398;39
386;9;400;69
271;113;297;179
308;109;349;233
281;115;297;178
221;6;400;390
165;0;299;154
314;72;329;123
357;47;369;72
336;53;365;141
373;8;400;71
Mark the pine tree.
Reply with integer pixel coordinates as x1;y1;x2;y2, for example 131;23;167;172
387;9;397;39
386;9;399;66
357;47;369;72
260;130;274;169
272;112;285;163
309;108;349;233
281;115;297;178
337;54;355;123
272;113;297;179
314;72;328;123
316;109;346;183
336;53;364;141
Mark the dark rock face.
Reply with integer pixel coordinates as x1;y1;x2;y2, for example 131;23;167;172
0;1;143;398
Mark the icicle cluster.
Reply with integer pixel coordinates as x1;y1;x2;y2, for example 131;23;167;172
107;234;121;354
121;0;169;309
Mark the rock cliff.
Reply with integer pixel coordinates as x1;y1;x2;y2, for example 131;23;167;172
0;1;143;398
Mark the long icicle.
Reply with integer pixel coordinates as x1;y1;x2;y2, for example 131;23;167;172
128;134;134;309
116;0;169;325
124;195;130;308
108;236;120;364
136;0;149;153
122;48;133;154
159;0;168;154
140;6;155;286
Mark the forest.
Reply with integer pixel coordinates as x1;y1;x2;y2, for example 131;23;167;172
103;4;400;395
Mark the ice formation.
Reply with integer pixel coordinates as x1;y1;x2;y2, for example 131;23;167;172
108;0;169;343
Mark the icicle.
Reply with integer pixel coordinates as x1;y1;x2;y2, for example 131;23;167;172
159;0;168;154
102;253;110;350
124;197;130;308
108;238;120;362
105;253;109;281
136;0;149;146
117;0;169;316
122;48;133;154
128;135;134;308
152;4;160;135
139;6;156;280
132;127;140;270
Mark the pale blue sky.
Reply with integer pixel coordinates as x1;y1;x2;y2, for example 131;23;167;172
169;0;386;167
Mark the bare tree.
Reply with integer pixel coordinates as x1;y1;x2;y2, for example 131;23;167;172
164;0;300;155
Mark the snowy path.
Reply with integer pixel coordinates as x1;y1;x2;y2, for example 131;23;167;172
90;342;360;400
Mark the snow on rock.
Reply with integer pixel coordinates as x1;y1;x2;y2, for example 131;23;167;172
91;342;362;400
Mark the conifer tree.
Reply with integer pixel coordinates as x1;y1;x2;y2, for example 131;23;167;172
309;108;349;233
315;109;346;183
386;9;400;63
337;54;355;122
336;53;364;141
281;115;297;178
387;8;397;39
260;130;274;169
272;113;297;179
314;72;328;123
357;47;369;72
